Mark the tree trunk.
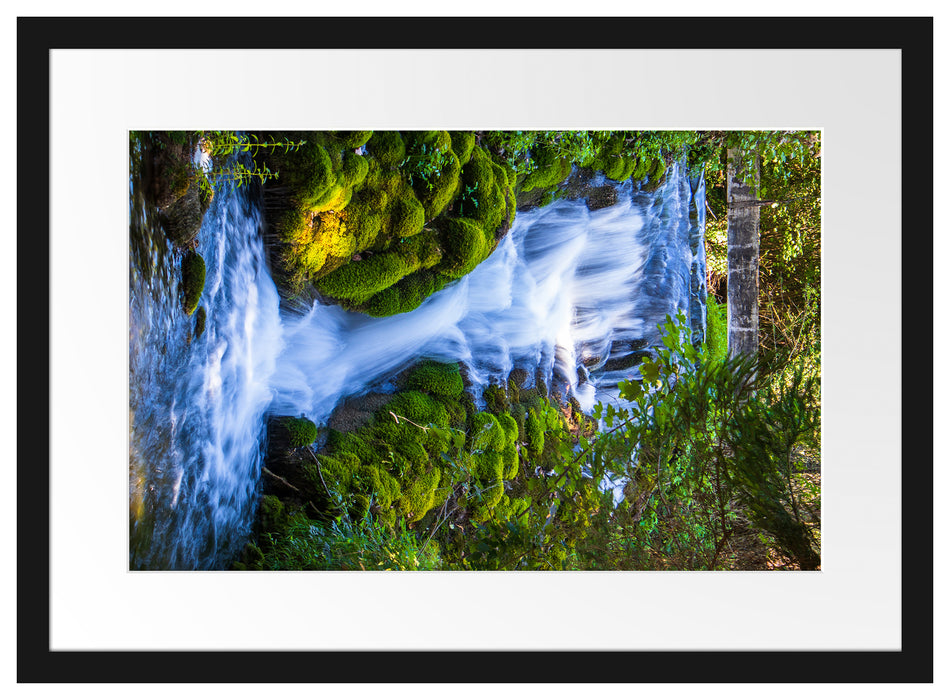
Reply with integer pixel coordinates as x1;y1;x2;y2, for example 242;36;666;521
726;148;760;360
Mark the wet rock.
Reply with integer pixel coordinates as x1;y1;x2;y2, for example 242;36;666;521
602;350;652;372
159;182;204;247
327;393;393;434
585;184;618;211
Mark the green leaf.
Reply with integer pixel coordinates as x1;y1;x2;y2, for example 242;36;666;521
640;361;660;383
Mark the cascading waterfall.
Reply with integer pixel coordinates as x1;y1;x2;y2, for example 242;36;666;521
129;177;283;570
270;164;706;420
129;155;706;570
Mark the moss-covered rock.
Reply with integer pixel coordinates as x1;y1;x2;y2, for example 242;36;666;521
449;131;476;166
314;249;416;304
482;384;509;414
180;251;206;315
398;465;442;522
366;131;406;169
404;361;465;399
390;193;426;240
526;408;545;457
330;130;374;149
282;416;319;448
259;494;288;532
159;181;205;247
433;217;489;280
586;184;618;211
383;390;451;427
194;306;207;339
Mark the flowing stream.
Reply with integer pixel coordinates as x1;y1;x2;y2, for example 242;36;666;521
129;152;706;570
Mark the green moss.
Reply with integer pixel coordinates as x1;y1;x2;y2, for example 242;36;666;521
506;377;521;405
271;141;337;209
301;452;357;501
471;412;507;452
330;130;373;149
384;390;451;427
361;267;446;317
390;193;426;239
471;449;505;482
260;494;288;532
370;420;431;469
403;130;452;155
501;442;519;480
362;286;401;317
344;193;386;251
519;141;573;192
405;361;464;399
325;430;378;465
366;131;406;169
282;416;319;447
526;408;544;457
449;131;476;166
180;251;206;316
438;396;467;427
482;384;509;414
418;151;461;222
497;413;519;444
648;157;668;184
631;155;653;181
457;147;510;235
395;132;462;221
314;249;414;304
341;151;370;188
398;465;442;522
433;217;488;279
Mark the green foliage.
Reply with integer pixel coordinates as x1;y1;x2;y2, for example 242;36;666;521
180;251;205;315
723;130;819;190
259;508;441;571
282;416;319;448
705;297;727;363
586;311;820;569
202;131;307;159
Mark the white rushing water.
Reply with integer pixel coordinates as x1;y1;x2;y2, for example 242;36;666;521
129;158;705;569
130;180;283;569
270;165;704;421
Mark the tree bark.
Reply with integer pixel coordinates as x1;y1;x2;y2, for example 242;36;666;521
726;148;760;360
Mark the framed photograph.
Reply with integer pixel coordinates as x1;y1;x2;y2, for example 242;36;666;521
21;14;932;684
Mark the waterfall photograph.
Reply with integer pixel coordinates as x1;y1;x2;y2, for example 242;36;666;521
129;130;821;572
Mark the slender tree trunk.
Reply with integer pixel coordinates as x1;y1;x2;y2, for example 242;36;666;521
726;148;760;360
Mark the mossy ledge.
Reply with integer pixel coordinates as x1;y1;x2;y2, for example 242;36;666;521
246;355;604;569
253;131;696;315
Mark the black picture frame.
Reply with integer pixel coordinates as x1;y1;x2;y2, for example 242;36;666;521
19;15;933;684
